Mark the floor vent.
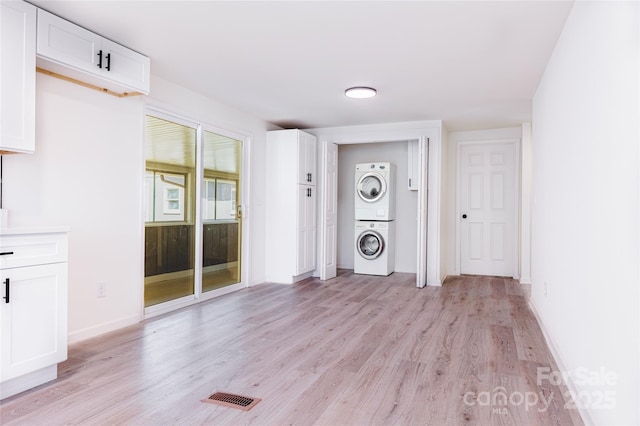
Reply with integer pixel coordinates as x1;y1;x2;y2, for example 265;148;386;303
202;391;261;411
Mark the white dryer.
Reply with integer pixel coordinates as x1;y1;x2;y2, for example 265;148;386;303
354;220;395;276
354;162;396;221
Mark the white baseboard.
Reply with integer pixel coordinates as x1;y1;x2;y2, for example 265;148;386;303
68;314;141;344
519;282;532;300
528;299;595;426
0;365;57;400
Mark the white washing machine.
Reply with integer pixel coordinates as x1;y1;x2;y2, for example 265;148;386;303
354;162;396;221
354;220;395;276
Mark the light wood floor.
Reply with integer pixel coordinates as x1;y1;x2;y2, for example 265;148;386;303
1;272;583;425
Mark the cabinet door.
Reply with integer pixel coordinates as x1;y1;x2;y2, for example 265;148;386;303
1;0;36;153
305;134;317;185
304;186;317;271
297;132;317;186
102;39;150;94
407;140;420;190
1;263;68;381
296;185;316;274
37;8;102;75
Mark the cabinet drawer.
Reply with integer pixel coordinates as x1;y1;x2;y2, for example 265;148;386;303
0;234;68;269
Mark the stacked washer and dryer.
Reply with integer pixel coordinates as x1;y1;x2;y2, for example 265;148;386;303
354;162;396;276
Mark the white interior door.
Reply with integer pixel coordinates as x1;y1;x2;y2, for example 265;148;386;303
460;141;517;277
416;136;429;288
320;141;338;280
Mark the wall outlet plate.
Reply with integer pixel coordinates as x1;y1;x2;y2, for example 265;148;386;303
97;283;106;298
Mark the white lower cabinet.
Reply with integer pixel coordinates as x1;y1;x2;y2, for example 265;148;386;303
0;230;68;399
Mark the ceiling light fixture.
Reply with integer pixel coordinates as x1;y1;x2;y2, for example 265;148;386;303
345;86;377;99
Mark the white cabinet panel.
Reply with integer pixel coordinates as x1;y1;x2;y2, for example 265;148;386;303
0;233;68;269
36;8;150;94
36;9;101;74
0;0;36;154
296;185;316;275
407;140;419;190
297;131;317;185
1;263;68;381
0;230;68;399
101;39;149;93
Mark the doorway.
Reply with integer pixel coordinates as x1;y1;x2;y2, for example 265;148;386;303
144;112;245;313
335;142;418;274
458;140;518;277
314;121;441;287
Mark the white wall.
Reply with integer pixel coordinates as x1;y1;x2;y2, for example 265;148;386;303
3;74;145;342
2;73;272;343
337;141;418;272
531;2;638;424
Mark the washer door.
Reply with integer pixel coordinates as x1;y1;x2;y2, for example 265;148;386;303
356;172;387;203
357;230;385;260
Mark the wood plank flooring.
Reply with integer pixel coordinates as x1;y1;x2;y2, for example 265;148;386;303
0;272;584;425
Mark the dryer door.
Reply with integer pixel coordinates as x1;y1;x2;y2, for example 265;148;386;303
357;230;385;260
356;172;387;203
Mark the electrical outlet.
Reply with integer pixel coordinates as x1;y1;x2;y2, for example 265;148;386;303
97;282;106;298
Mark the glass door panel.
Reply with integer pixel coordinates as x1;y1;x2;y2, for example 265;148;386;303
202;130;242;293
144;115;196;307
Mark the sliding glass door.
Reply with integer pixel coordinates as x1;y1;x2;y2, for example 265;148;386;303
144;115;196;307
144;113;244;311
202;130;242;292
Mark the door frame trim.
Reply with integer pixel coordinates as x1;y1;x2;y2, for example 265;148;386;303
455;138;521;278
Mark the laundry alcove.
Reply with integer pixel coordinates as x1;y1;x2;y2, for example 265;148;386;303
308;120;443;288
337;142;417;273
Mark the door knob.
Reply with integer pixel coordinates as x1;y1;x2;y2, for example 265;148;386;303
462;214;467;219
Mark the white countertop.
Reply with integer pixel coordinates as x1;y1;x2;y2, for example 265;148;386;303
0;226;71;236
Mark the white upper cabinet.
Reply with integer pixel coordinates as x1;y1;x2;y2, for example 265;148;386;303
36;8;150;95
0;0;36;154
99;38;149;93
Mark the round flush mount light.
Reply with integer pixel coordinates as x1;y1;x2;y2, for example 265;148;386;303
345;86;377;99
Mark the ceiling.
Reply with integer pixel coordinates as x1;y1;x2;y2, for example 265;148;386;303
30;1;574;131
146;115;241;172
